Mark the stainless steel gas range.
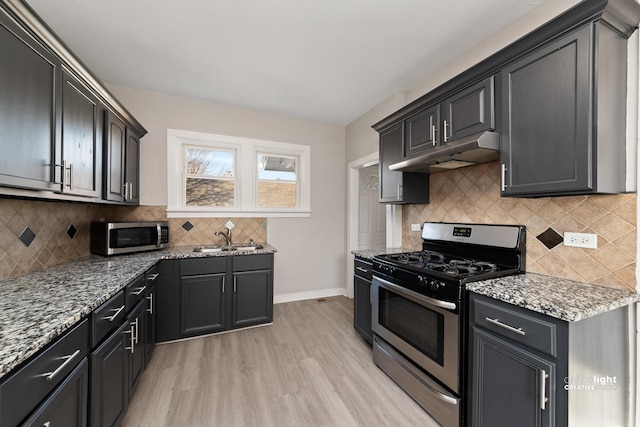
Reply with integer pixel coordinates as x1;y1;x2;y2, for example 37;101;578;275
371;222;526;427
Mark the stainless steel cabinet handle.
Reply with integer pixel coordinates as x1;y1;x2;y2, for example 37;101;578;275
485;317;525;335
501;163;507;192
131;285;147;296
356;267;368;273
41;349;81;381
133;318;140;344
147;273;159;282
55;160;67;189
222;276;225;293
431;124;437;146
540;369;549;410
123;182;128;200
68;163;74;190
233;276;237;293
147;292;153;315
44;422;51;427
103;305;125;322
125;325;135;354
443;120;449;142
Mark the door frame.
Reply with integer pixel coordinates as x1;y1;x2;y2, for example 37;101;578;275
346;152;402;298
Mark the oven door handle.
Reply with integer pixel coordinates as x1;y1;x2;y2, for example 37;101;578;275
373;275;457;311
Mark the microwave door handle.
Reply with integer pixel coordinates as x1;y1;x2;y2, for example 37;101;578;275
156;223;161;248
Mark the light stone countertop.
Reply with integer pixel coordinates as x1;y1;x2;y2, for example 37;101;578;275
467;272;639;322
351;247;406;260
0;244;276;380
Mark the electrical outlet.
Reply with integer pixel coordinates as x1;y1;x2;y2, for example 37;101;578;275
563;232;597;249
411;223;422;232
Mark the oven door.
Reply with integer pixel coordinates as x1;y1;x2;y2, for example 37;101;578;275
372;275;459;394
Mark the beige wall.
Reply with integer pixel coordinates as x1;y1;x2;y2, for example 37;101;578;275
107;86;347;302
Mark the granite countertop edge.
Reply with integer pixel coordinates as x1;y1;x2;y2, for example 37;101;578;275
0;244;276;379
466;272;639;322
351;247;407;260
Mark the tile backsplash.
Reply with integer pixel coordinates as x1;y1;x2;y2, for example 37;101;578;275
403;161;637;292
0;199;267;280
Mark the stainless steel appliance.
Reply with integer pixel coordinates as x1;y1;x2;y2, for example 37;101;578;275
90;221;169;255
371;222;525;427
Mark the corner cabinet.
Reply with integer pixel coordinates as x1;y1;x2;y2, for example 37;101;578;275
468;292;630;426
378;122;430;204
500;21;628;196
156;253;275;342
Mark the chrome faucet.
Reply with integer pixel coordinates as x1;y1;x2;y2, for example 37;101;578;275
215;229;232;245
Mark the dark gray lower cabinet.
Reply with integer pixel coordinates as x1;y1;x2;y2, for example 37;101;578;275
180;273;226;336
471;327;555;427
128;301;146;396
469;292;631;426
157;254;274;342
143;284;156;365
22;357;89;427
90;321;129;427
353;257;373;344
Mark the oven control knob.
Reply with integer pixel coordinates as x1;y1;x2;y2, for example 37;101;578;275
429;280;441;291
418;276;428;286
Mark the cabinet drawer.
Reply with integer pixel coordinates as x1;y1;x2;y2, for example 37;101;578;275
233;254;273;272
354;258;372;280
472;296;558;357
91;290;126;348
125;274;146;312
0;319;89;427
180;257;227;276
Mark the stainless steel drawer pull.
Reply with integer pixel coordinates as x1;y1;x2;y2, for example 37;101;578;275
147;273;159;282
103;305;125;322
485;317;525;335
44;422;51;427
234;276;237;293
41;349;81;381
356;267;369;273
131;285;147;296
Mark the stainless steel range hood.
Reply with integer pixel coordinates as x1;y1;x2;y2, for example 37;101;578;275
389;131;500;173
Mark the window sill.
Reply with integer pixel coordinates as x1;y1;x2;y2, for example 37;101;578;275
166;208;311;218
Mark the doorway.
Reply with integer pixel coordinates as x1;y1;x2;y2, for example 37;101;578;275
358;165;386;250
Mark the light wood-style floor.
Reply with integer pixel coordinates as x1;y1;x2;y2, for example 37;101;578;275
121;296;439;426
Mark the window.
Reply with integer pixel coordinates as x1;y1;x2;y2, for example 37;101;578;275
167;129;310;217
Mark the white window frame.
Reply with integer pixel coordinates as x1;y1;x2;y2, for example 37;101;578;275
167;129;311;217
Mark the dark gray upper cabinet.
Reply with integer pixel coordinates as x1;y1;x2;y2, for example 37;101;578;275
443;76;495;141
104;111;140;204
0;8;60;192
500;22;627;197
60;68;101;198
405;104;440;157
0;1;146;203
379;122;430;204
402;76;496;159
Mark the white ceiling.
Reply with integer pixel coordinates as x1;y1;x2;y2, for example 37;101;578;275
25;0;545;125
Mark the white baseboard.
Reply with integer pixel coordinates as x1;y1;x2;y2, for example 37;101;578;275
274;288;348;304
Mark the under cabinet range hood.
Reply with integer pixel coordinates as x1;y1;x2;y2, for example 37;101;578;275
389;131;500;173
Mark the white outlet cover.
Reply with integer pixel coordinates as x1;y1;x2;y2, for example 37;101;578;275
563;232;597;249
411;223;422;232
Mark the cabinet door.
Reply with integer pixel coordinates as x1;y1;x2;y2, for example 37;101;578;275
443;75;495;141
0;11;60;192
90;322;129;427
128;302;145;396
353;275;372;344
60;69;100;197
104;111;126;202
156;260;180;342
231;269;273;329
22;358;88;427
405;104;440;156
180;273;226;336
470;327;555;427
379;123;404;202
124;128;140;204
501;25;592;196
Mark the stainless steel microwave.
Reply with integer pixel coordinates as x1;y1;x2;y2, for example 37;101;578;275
90;221;169;255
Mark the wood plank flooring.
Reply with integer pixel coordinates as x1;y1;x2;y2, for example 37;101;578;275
121;296;439;426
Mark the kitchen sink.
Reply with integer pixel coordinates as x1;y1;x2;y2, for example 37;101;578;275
193;244;264;253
